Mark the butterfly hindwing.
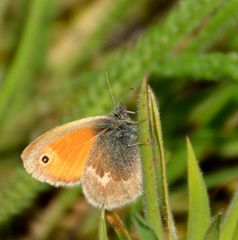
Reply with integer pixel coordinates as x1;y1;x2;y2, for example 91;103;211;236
82;125;143;209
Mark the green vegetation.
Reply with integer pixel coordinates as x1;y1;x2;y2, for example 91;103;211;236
0;0;238;239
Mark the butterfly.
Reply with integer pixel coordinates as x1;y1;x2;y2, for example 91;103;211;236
21;103;143;210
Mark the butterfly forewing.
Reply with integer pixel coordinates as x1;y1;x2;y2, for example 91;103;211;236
21;116;107;186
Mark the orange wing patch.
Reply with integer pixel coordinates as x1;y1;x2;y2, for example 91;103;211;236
45;127;96;184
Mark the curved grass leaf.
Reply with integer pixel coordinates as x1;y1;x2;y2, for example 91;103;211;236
220;190;238;240
133;215;159;240
204;213;221;240
138;77;162;239
187;138;211;240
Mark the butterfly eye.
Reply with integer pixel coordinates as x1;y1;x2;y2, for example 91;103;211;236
41;155;50;164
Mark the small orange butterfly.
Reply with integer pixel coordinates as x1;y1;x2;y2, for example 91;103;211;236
21;80;142;210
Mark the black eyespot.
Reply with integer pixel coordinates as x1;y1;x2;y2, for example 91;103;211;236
41;155;49;164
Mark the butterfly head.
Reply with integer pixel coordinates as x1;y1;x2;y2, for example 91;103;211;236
112;103;130;120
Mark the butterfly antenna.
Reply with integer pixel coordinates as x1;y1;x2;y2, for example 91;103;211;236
105;72;116;107
119;87;136;104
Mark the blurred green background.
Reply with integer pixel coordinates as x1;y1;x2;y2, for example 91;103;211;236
0;0;238;239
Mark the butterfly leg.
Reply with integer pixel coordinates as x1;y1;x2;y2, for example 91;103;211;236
127;140;152;148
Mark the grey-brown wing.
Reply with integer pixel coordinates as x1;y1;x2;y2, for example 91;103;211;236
81;130;142;210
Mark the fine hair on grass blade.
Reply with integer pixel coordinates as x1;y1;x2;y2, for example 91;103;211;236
105;211;131;240
137;77;162;239
99;209;108;240
220;190;238;240
148;86;177;240
186;138;211;240
204;213;221;240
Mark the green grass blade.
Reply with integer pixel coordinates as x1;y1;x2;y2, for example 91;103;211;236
133;215;159;240
167;128;238;187
220;191;238;240
204;213;221;240
187;138;211;240
186;0;238;51
189;84;236;126
204;166;238;189
152;53;238;82
99;209;108;240
148;87;177;240
138;77;162;239
0;0;55;129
